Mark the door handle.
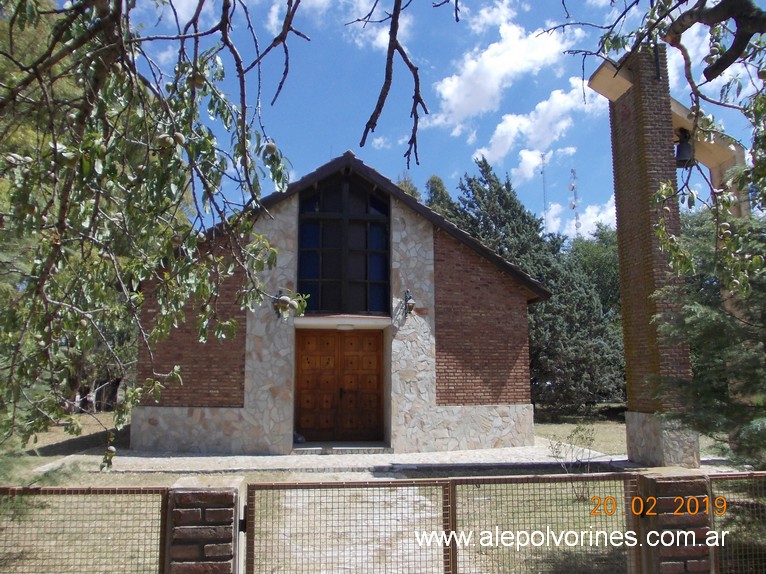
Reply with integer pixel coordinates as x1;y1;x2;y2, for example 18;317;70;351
339;388;345;399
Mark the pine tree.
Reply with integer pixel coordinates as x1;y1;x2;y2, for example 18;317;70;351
569;223;621;320
453;158;625;412
424;175;459;220
396;174;421;201
658;210;766;468
454;158;547;274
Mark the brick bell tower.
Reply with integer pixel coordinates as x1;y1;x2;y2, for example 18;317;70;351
589;45;699;467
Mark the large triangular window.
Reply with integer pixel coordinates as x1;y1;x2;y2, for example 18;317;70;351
298;172;390;315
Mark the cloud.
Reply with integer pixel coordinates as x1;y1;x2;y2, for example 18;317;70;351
428;22;580;132
547;195;616;237
474;77;606;171
372;136;392;150
511;149;549;184
468;0;518;34
154;44;179;67
265;2;284;36
544;201;564;234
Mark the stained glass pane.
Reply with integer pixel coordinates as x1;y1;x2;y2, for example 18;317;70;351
368;253;388;281
299;251;320;280
369;223;387;251
300;221;320;248
369;284;388;313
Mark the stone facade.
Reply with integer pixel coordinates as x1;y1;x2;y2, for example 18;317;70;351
132;196;299;454
386;198;534;452
626;411;700;468
132;153;542;454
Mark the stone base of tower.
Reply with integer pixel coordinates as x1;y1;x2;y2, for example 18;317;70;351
626;411;700;468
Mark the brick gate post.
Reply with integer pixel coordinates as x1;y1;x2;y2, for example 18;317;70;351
165;477;245;574
635;469;714;574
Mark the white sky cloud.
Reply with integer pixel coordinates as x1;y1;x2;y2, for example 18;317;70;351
546;195;616;238
468;0;518;34
511;149;550;185
164;0;215;26
474;77;606;169
545;202;564;235
262;0;410;50
428;23;580;132
348;12;413;51
155;44;178;67
265;2;284;36
372;136;391;150
585;0;616;8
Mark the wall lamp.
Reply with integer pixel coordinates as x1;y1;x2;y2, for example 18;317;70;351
404;289;416;316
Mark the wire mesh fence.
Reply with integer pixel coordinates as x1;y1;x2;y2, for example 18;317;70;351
453;473;637;574
711;473;766;574
247;473;638;574
0;487;168;574
247;480;449;574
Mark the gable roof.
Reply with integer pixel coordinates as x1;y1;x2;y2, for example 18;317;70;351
259;151;550;303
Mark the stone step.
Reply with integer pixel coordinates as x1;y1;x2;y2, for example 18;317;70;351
291;442;394;455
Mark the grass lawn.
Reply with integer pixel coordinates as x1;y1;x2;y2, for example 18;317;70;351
534;405;721;458
0;407;729;488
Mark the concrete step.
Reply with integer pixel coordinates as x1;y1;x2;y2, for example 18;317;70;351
291;442;393;455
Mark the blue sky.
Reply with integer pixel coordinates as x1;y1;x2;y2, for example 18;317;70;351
144;0;756;239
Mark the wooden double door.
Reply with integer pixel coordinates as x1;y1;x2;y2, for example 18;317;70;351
295;330;384;442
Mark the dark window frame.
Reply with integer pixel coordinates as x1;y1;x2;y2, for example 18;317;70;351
298;173;391;315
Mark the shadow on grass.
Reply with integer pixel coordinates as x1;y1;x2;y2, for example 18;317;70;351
0;550;30;572
535;404;626;424
23;425;130;457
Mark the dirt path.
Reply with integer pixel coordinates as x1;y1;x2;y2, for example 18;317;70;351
251;483;446;573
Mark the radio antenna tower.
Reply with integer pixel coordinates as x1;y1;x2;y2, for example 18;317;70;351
569;168;581;238
541;155;548;233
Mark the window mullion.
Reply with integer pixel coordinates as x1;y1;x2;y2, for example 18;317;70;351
341;177;350;313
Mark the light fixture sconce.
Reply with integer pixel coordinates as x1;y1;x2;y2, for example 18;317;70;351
404;289;416;316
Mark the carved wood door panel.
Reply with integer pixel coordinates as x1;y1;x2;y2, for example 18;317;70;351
295;330;383;442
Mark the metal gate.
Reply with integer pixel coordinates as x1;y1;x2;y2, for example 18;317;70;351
246;474;637;574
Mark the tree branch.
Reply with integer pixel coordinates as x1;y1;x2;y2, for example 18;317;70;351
360;0;428;167
664;0;766;81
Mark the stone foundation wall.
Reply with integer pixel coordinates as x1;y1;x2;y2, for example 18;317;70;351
392;403;534;452
132;196;298;455
626;411;700;468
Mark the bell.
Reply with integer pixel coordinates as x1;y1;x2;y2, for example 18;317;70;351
675;128;695;169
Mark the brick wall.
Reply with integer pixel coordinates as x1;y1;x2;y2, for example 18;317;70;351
166;487;239;574
433;230;532;406
137;258;247;409
610;45;691;413
635;471;713;573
